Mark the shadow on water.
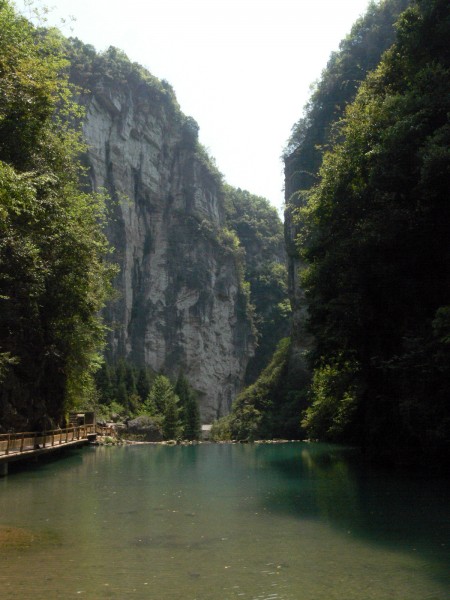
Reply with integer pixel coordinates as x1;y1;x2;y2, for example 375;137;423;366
1;441;448;598
254;442;450;587
3;446;86;478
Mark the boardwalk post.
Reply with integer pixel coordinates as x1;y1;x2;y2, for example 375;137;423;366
5;434;10;455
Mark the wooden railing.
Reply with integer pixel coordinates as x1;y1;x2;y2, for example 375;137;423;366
0;425;95;457
95;424;116;437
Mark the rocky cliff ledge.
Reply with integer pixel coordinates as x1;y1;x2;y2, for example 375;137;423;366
69;44;255;421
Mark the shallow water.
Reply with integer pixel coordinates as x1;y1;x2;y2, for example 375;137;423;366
0;442;448;599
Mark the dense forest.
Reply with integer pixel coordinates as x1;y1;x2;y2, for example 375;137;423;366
296;0;450;465
0;1;116;431
95;361;201;441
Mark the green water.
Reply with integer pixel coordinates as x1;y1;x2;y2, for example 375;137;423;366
0;443;448;600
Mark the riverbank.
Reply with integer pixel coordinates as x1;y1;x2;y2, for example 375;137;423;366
94;435;303;446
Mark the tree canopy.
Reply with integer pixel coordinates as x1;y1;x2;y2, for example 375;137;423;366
297;0;450;463
0;1;116;430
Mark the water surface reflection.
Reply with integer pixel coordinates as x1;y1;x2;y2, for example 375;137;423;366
255;443;449;586
0;443;448;599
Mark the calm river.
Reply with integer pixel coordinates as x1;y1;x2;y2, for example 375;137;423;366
0;442;448;599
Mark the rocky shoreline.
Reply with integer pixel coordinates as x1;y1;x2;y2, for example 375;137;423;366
93;435;302;447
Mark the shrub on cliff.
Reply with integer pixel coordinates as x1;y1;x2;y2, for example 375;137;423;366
223;185;290;383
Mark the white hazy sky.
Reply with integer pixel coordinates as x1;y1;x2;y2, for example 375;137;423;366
16;0;371;211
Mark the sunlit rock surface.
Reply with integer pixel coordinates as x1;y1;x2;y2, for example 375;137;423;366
73;69;254;421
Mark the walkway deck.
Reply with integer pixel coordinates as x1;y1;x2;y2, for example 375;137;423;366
0;425;96;475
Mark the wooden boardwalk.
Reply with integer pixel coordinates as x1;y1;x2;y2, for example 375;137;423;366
0;425;96;475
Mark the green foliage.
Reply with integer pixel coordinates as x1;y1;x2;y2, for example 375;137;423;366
213;338;305;441
0;352;18;383
95;362;201;441
193;142;223;187
162;391;182;440
295;0;450;463
66;38;180;114
283;0;411;295
0;2;116;430
175;373;200;440
223;185;290;383
217;227;241;253
141;394;159;418
301;360;361;441
285;0;410;162
282;0;413;456
107;401;128;420
136;368;153;406
95;359;155;414
145;375;174;413
210;415;232;441
230;405;263;442
142;375;181;440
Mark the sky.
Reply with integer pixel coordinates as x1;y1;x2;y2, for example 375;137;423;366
15;0;372;212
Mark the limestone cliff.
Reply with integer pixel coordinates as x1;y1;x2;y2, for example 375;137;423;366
69;43;255;421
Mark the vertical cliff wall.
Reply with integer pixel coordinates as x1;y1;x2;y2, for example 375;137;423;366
69;45;254;421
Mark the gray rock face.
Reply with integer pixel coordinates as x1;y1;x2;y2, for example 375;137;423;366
126;416;163;441
77;77;254;421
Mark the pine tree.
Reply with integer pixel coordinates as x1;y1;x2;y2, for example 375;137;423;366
95;363;114;405
136;367;152;403
147;374;175;413
175;373;200;440
162;393;182;440
125;363;137;396
142;392;159;417
182;390;201;440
